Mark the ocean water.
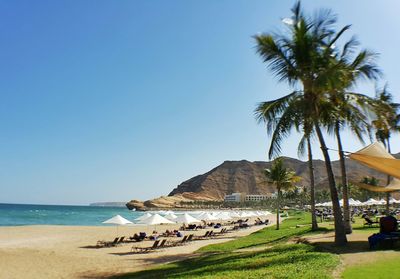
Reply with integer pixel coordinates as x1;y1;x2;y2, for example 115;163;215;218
0;203;142;226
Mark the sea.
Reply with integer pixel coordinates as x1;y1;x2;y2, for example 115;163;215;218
0;203;143;226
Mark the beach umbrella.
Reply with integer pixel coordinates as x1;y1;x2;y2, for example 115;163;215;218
164;213;178;220
136;213;174;231
137;214;174;225
228;211;241;218
174;213;201;224
102;215;132;234
214;212;232;220
197;212;218;221
135;212;152;221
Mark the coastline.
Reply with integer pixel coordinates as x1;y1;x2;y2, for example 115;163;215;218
0;216;275;278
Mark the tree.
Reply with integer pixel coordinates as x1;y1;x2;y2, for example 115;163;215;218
264;158;301;230
325;36;380;234
254;1;354;244
371;87;400;213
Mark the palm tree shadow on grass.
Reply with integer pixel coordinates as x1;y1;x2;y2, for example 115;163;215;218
105;244;336;279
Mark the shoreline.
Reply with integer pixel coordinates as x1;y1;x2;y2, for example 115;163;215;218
0;216;275;278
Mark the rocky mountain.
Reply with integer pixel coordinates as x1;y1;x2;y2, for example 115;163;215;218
126;156;396;210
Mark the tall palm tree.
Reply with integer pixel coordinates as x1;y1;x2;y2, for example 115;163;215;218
254;1;352;245
371;87;400;213
326;37;380;233
264;158;301;230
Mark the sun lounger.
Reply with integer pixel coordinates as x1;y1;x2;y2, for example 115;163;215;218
187;234;194;241
97;237;120;247
131;240;160;253
364;217;379;227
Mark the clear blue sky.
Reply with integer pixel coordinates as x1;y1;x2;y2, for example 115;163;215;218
1;0;399;205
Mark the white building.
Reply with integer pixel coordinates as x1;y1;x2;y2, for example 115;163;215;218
224;193;244;202
224;193;274;202
245;194;271;202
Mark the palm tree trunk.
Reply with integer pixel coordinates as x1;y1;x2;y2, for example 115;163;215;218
307;138;318;230
335;123;352;234
314;124;347;245
386;138;391;214
276;188;280;230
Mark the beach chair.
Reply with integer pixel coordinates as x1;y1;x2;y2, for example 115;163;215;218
157;239;167;249
173;235;188;246
131;240;160;253
97;237;119;247
117;236;125;244
364;216;379;227
194;231;210;240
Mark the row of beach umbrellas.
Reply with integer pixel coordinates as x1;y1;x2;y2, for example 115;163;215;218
315;197;400;207
102;210;272;226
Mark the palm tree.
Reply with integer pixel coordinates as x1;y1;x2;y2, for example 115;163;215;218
254;1;352;244
255;93;319;230
325;37;380;233
371;87;400;213
264;158;301;230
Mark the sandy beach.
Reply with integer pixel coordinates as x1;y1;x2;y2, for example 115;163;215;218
0;216;274;279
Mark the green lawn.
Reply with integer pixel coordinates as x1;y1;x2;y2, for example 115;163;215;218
110;211;339;279
342;257;400;279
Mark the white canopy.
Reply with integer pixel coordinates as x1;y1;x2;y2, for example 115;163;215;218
102;215;132;225
137;213;174;225
174;213;201;224
135;212;152;221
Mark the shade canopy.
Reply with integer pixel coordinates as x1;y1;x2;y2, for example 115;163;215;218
137;213;174;225
174;213;201;224
102;215;132;225
350;142;400;180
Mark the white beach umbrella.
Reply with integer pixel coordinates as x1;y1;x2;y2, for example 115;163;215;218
134;212;152;221
137;214;175;225
389;197;400;204
102;215;132;234
174;213;201;224
103;215;132;225
197;212;218;221
164;213;178;220
228;211;241;218
214;212;231;221
378;199;387;205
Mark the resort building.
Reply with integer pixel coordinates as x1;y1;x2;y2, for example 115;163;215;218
224;193;274;202
224;193;245;202
245;194;272;201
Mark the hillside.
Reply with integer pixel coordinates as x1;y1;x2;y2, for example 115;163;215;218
126;156;395;210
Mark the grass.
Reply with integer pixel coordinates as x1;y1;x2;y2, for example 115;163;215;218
198;210;315;253
110;211;339;279
342;257;400;279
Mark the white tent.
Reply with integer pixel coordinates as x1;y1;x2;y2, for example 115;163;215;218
135;212;152;221
174;213;201;224
137;214;174;225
